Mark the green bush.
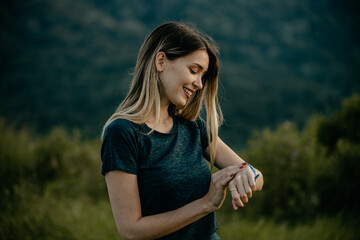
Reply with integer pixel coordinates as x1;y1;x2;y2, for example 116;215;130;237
228;94;360;221
0;122;114;240
315;94;360;214
240;120;322;221
0;119;36;210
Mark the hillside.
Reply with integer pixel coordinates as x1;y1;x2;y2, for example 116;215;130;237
1;0;359;147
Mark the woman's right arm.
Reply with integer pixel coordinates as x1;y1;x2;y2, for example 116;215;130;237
105;165;242;240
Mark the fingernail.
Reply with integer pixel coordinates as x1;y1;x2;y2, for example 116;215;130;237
239;166;244;169
230;174;234;177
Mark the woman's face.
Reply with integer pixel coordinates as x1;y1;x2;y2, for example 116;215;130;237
158;49;209;107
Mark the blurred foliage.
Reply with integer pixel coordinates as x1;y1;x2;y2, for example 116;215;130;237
1;94;359;239
216;213;358;240
317;94;360;149
221;94;360;222
1;0;359;148
315;94;360;214
0;121;117;240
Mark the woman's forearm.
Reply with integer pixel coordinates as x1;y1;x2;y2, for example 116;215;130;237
122;198;212;240
106;167;242;240
107;171;213;240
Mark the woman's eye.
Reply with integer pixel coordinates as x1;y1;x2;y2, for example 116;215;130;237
190;69;197;74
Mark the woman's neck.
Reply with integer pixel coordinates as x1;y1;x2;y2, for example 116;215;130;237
145;103;173;133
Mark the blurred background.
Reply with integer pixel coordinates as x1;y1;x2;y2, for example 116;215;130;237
1;0;359;239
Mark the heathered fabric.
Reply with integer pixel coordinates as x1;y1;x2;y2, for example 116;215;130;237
101;110;220;239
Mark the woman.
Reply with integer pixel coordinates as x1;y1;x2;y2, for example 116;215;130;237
101;22;263;240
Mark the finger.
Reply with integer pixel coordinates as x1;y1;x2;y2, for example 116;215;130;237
230;190;240;205
247;190;253;199
229;182;239;200
220;171;236;187
230;189;244;209
233;191;244;208
247;169;256;191
232;198;244;209
228;181;236;193
232;199;238;210
242;174;253;199
235;175;248;204
219;165;245;187
232;163;249;175
228;181;244;208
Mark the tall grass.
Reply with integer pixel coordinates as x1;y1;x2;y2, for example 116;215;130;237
0;120;118;240
216;213;358;240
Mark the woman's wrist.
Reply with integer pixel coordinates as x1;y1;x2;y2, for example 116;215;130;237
199;195;215;214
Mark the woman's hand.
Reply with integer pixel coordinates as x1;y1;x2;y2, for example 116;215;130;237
203;137;264;211
202;164;245;211
228;163;256;210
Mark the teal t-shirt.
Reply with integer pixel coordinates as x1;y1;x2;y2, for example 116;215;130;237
101;110;220;239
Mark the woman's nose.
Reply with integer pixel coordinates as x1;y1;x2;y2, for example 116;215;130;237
193;76;203;90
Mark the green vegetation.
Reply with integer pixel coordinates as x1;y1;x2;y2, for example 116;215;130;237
217;214;358;240
1;94;359;239
1;0;359;148
0;124;118;240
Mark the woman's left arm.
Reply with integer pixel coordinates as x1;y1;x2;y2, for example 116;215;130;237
205;137;264;210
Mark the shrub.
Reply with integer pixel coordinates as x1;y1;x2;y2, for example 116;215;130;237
0;122;111;240
233;94;360;221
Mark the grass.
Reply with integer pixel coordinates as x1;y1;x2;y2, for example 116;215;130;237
216;212;359;240
2;182;358;240
1;182;120;240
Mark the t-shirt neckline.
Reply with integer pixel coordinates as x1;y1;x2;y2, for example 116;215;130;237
142;109;178;137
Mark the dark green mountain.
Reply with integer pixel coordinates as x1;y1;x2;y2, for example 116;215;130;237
1;0;359;148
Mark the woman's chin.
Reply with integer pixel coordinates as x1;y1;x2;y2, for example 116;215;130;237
172;101;187;108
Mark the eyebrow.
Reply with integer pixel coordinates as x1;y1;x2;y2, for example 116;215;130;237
191;63;207;71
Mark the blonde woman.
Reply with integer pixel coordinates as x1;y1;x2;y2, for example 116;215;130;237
101;22;263;240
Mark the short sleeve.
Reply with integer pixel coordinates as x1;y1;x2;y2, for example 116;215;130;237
100;119;140;176
195;117;210;153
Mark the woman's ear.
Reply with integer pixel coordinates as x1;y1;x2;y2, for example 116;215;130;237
155;52;166;72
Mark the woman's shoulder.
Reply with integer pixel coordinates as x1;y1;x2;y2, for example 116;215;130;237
104;118;142;139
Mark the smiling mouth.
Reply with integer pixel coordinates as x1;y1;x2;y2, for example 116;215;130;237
183;87;193;98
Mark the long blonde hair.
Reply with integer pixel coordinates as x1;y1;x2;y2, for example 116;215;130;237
102;22;223;167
